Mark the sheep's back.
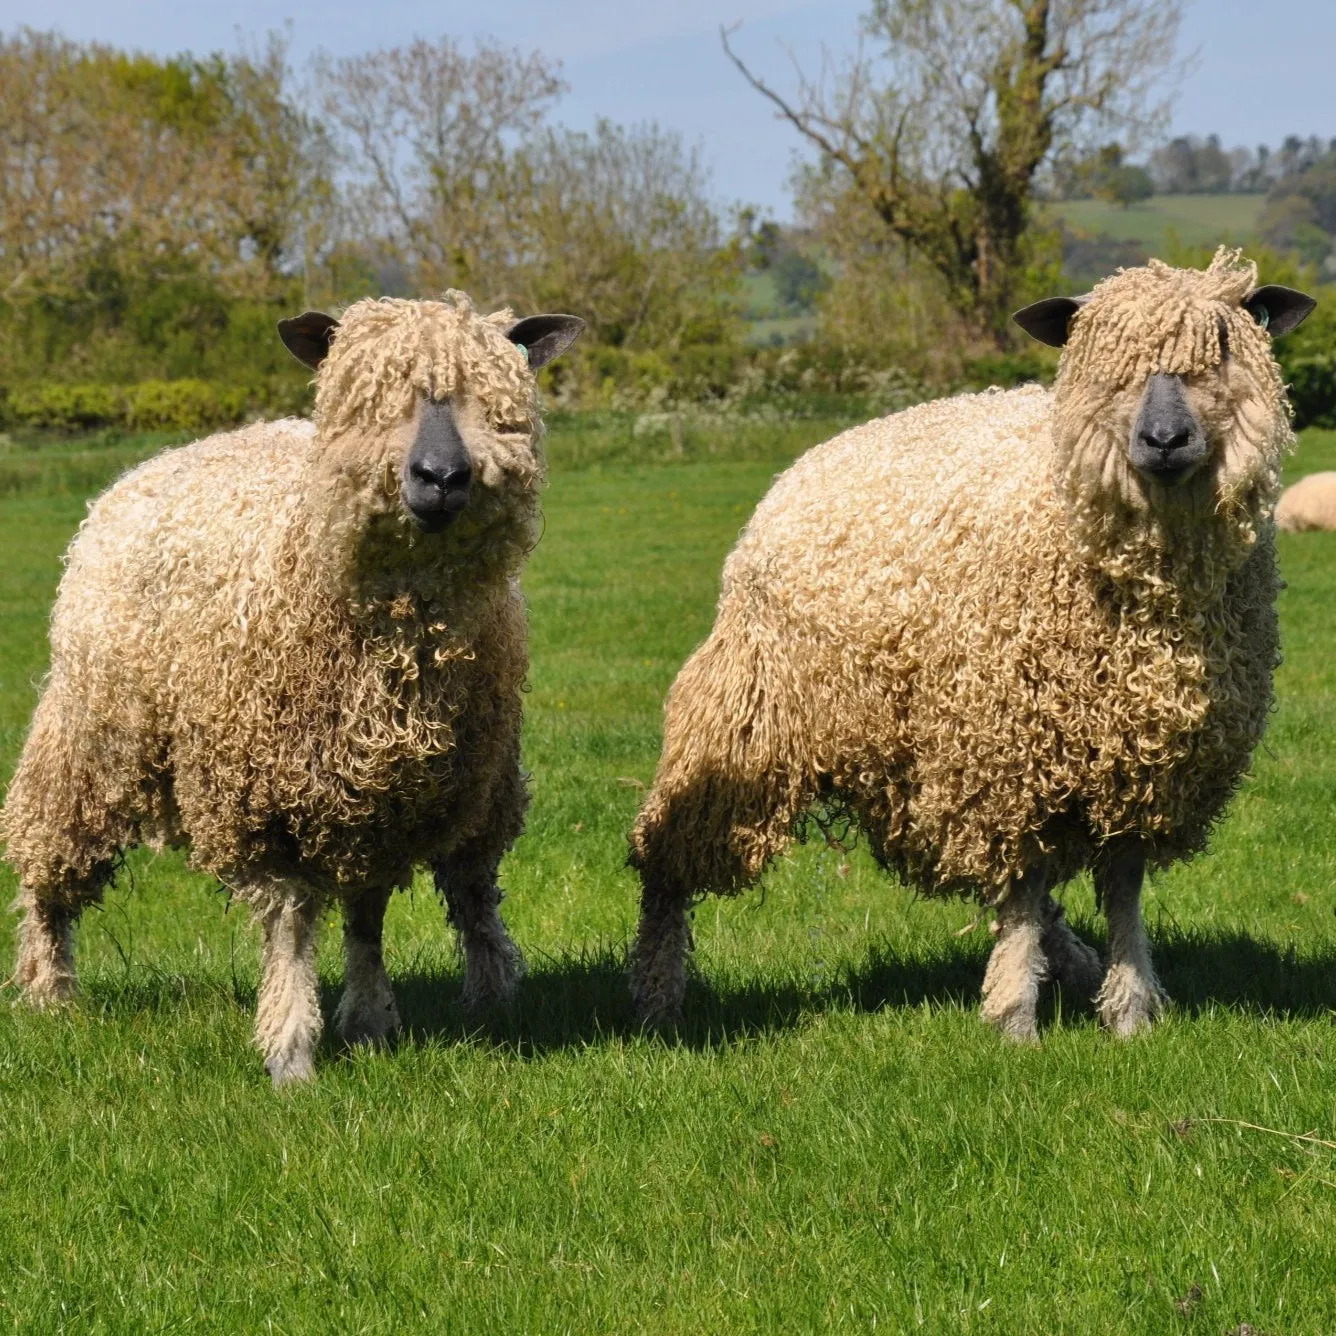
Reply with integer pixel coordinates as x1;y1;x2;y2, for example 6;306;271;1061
729;384;1056;632
52;420;315;665
1276;471;1336;532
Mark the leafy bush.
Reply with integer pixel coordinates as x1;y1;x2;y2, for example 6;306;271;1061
958;349;1057;391
0;377;312;433
544;341;945;415
1284;356;1336;430
1273;290;1336;430
3;383;127;431
124;380;248;430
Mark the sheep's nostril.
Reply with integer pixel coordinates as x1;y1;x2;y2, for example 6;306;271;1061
411;461;445;490
410;461;471;493
1142;425;1190;454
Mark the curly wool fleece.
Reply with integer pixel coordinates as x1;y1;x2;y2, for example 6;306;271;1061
316;293;537;441
631;250;1290;902
3;292;542;909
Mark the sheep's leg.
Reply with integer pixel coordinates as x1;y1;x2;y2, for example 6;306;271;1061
1094;841;1166;1037
255;891;323;1087
333;887;401;1047
433;850;525;1011
6;689;129;1007
627;620;813;1029
1039;891;1104;1001
629;875;693;1031
12;891;81;1007
980;868;1050;1043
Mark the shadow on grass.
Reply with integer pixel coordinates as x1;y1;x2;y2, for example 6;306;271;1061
62;923;1336;1061
375;936;988;1059
350;923;1336;1059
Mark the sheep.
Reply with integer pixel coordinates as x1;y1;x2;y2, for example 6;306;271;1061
1276;471;1336;531
2;291;584;1085
628;248;1314;1041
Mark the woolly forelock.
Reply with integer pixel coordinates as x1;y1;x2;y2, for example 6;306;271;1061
1052;248;1291;584
1061;248;1264;387
314;292;537;438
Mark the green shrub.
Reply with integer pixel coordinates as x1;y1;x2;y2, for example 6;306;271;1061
958;349;1057;391
0;377;312;433
4;382;128;430
124;379;248;431
1273;294;1336;430
1284;356;1336;430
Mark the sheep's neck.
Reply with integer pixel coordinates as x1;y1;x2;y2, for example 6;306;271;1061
297;485;538;616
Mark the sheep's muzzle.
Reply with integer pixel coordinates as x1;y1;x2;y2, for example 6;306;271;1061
402;399;473;533
1127;373;1208;485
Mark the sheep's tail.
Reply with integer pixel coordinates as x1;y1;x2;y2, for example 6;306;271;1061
2;681;134;907
629;600;815;902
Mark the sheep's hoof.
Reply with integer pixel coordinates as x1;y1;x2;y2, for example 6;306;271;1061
1039;903;1105;1001
628;970;686;1033
13;971;77;1010
634;991;684;1033
460;938;525;1012
1097;964;1167;1038
981;1004;1041;1046
266;1051;317;1088
333;989;402;1048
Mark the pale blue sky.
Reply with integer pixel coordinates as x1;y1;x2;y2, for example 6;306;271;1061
10;0;1335;218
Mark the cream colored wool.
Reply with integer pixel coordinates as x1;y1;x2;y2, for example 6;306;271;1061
316;293;537;444
1276;471;1336;531
631;250;1291;1024
3;292;546;1075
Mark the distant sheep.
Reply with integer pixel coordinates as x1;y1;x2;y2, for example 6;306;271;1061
1276;471;1336;531
3;292;584;1084
629;249;1314;1041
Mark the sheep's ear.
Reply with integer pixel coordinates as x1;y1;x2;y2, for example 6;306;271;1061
278;311;339;370
1244;285;1316;337
507;315;586;369
1011;295;1088;347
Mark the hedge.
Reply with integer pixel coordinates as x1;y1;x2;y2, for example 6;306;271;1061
0;378;311;433
4;345;1331;434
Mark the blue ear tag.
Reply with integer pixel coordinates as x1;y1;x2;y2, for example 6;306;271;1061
515;343;529;363
1256;306;1269;331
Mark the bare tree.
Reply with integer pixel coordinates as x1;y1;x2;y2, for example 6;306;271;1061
317;44;738;345
513;120;736;348
316;37;565;294
725;0;1185;344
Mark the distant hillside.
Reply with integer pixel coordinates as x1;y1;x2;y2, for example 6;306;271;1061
1042;193;1265;288
1044;193;1264;247
740;270;818;347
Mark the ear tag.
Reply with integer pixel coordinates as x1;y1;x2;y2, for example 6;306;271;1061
515;343;529;363
1256;306;1269;331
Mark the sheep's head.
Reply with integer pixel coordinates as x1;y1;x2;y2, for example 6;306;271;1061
279;293;583;572
1015;248;1314;578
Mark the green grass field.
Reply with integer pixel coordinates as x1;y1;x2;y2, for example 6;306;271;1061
1045;193;1266;252
1;420;1335;1332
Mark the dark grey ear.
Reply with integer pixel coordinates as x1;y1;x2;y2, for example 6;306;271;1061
277;311;339;370
1012;295;1089;347
1244;285;1316;337
507;314;586;370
